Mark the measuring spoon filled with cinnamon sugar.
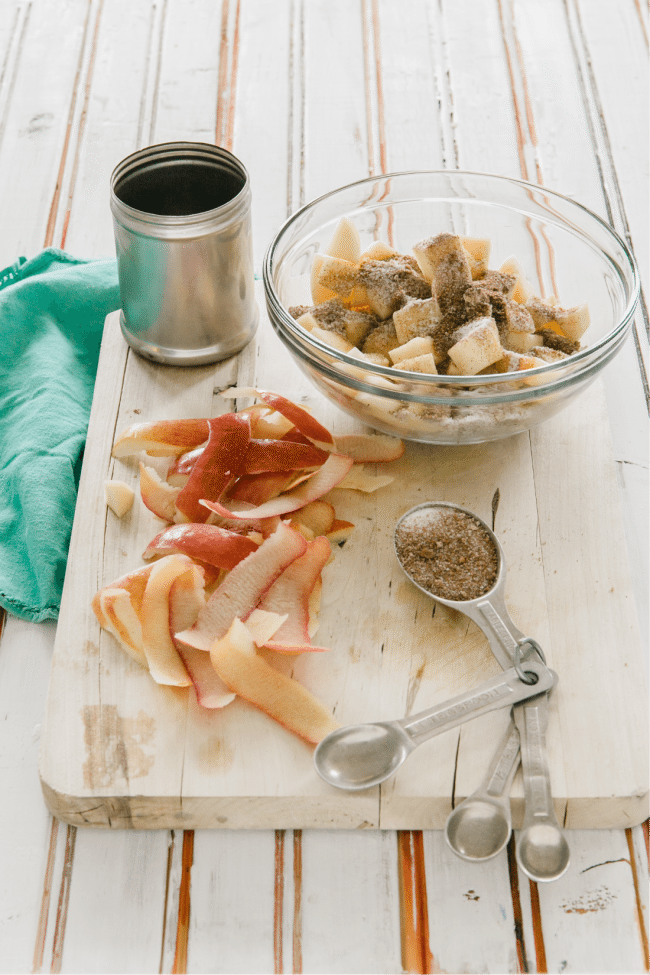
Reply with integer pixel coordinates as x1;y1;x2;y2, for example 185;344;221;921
394;502;570;882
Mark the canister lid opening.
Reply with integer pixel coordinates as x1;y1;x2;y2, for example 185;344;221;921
114;157;245;217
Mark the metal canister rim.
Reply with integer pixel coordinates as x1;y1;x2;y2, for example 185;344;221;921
110;141;251;239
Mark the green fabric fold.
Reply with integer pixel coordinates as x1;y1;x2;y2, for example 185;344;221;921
0;248;120;621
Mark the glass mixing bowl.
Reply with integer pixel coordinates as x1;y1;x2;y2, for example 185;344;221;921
263;171;639;444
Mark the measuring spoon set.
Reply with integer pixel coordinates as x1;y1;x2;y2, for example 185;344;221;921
314;502;570;883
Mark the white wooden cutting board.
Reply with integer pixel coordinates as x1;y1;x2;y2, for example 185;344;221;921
39;304;648;830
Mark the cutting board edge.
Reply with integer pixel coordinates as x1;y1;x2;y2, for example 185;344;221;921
39;776;648;831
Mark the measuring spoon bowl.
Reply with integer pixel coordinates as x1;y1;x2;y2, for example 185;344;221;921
394;502;529;673
517;822;571;882
445;717;521;862
314;661;554;791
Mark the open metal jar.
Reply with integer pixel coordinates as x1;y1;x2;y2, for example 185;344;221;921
111;142;258;366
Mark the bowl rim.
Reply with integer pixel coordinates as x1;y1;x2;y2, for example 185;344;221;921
263;169;640;388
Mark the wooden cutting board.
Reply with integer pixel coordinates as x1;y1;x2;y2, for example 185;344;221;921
39;305;648;830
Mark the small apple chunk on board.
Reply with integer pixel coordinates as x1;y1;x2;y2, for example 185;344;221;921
93;390;404;744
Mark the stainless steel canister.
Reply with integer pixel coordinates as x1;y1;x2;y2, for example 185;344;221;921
110;142;258;366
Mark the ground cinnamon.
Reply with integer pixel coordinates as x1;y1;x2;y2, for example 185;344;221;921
395;506;498;601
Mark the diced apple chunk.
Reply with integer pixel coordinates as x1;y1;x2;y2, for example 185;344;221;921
460;237;491;279
310;324;355;353
396;352;438;374
393;297;441;345
359;240;398;263
313;255;360;300
326;217;361;263
389;336;436;365
448;317;503;375
209;619;339;744
104;480;135;517
499;256;534;303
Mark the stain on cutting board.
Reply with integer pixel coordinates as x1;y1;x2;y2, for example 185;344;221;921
82;705;155;789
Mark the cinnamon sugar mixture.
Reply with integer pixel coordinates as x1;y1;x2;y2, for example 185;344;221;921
395;507;498;601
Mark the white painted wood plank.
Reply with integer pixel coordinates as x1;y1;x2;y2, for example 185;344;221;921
59;0;163;258
232;0;294;266
0;0;91;263
184;830;278;974
421;831;520;975
0;617;56;975
298;830;403;975
517;829;648;974
55;829;171;974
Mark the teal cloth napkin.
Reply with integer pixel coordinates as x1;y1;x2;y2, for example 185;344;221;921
0;248;120;622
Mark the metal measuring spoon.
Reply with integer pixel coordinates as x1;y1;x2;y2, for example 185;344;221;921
394;502;570;881
314;659;555;790
513;696;571;881
444;717;521;862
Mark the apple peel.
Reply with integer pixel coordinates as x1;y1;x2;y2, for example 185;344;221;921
209;618;339;744
140;555;194;687
175;413;251;523
175;521;308;652
139;464;181;522
221;388;334;449
98;588;148;668
259;536;332;653
143;523;259;570
201;452;354;521
112;419;210;457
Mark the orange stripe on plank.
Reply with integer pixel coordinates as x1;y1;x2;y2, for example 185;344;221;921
50;824;77;974
274;830;285;974
397;830;432;974
171;830;194;974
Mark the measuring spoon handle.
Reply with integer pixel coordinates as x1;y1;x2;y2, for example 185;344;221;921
400;660;556;746
512;693;559;825
482;716;521;800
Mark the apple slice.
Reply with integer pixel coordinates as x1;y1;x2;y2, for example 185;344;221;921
209;618;339;744
307;577;322;637
335;465;395;493
221;388;334;449
93;563;155;619
140;555;194;686
142;523;259;570
139;463;181;522
249;409;295;439
98;588;148;668
201;452;354;521
175;521;308;652
169;563;206;633
112;419;210;457
327;519;355;544
259;536;332;653
174;412;251;523
333;434;404;463
289;500;335;538
104;479;135;517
